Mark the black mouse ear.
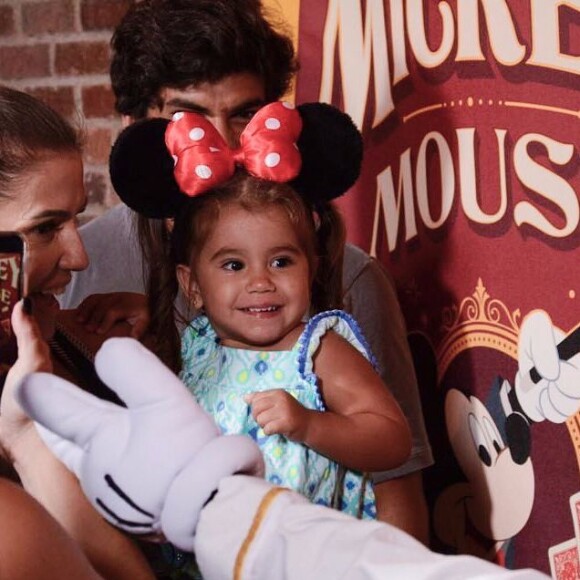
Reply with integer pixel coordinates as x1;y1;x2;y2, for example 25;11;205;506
291;102;363;203
109;118;184;219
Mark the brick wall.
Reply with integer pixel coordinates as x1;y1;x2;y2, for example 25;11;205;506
0;0;135;222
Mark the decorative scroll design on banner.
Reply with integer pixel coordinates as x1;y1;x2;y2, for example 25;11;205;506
437;278;521;379
402;97;580;124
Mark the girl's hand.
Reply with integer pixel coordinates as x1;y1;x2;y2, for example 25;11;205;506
245;390;312;441
0;300;52;459
75;292;150;339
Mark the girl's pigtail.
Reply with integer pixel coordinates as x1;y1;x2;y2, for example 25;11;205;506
291;103;362;314
311;202;346;314
137;215;182;372
111;118;186;372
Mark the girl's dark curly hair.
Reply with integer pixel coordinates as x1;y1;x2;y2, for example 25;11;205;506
110;0;298;119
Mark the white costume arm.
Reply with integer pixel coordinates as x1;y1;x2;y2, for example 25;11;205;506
195;475;548;580
17;337;548;580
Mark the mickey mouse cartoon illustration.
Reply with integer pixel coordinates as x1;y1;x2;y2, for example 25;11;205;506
428;310;580;566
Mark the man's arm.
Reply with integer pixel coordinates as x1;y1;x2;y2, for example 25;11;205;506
373;471;429;544
342;243;433;542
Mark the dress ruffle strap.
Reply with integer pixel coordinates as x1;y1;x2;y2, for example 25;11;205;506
296;310;378;411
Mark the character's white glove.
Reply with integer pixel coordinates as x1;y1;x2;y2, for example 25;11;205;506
515;310;580;423
15;337;264;551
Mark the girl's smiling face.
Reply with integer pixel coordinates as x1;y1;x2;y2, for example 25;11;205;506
178;203;312;351
0;152;89;296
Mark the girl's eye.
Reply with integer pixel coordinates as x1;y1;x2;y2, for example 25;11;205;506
272;256;292;268
222;260;244;271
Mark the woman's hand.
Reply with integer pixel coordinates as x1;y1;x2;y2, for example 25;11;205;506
0;300;52;460
75;292;150;339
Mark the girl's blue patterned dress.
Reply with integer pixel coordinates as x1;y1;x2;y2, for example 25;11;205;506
180;309;377;519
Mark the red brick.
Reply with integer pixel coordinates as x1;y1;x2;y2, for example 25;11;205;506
81;0;134;31
22;0;75;36
28;86;76;120
55;41;110;75
84;127;114;165
0;44;50;79
82;85;116;118
84;171;107;206
0;6;15;36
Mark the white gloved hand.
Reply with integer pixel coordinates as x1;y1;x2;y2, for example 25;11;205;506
15;337;264;551
515;310;580;423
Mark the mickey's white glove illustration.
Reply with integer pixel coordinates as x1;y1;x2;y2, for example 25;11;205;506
514;310;580;423
15;337;264;551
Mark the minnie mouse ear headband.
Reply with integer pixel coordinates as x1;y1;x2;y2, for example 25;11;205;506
109;101;363;219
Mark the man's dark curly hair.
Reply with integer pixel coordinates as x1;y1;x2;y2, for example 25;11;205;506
110;0;298;119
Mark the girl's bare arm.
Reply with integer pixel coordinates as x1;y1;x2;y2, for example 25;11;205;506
304;331;412;472
247;331;412;472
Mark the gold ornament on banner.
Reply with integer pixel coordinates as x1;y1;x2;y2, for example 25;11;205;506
437;277;520;378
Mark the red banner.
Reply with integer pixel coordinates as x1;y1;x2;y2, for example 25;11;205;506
291;1;580;574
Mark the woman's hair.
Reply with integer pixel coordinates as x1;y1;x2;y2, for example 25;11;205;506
152;172;346;372
0;86;82;198
110;0;298;119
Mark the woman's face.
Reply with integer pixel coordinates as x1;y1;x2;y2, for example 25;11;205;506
0;152;89;296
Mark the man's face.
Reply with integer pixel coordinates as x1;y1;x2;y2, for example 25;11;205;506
147;72;267;148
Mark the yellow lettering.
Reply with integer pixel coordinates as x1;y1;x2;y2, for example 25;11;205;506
456;0;525;65
406;0;454;68
416;131;455;229
320;0;394;128
528;0;580;75
458;128;509;224
513;133;579;237
371;148;417;254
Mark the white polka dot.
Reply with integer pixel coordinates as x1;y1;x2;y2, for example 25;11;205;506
209;146;220;153
172;112;184;121
195;165;212;179
172;154;178;166
189;127;205;141
282;101;294;109
265;152;280;168
265;117;281;130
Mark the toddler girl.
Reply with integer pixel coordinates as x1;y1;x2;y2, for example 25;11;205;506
109;101;412;518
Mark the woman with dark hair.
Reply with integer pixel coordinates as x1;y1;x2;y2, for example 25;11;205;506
0;85;154;580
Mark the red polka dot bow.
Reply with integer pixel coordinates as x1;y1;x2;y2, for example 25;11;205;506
165;101;303;197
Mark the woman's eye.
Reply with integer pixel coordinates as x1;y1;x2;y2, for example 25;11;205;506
28;220;63;242
222;260;244;271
